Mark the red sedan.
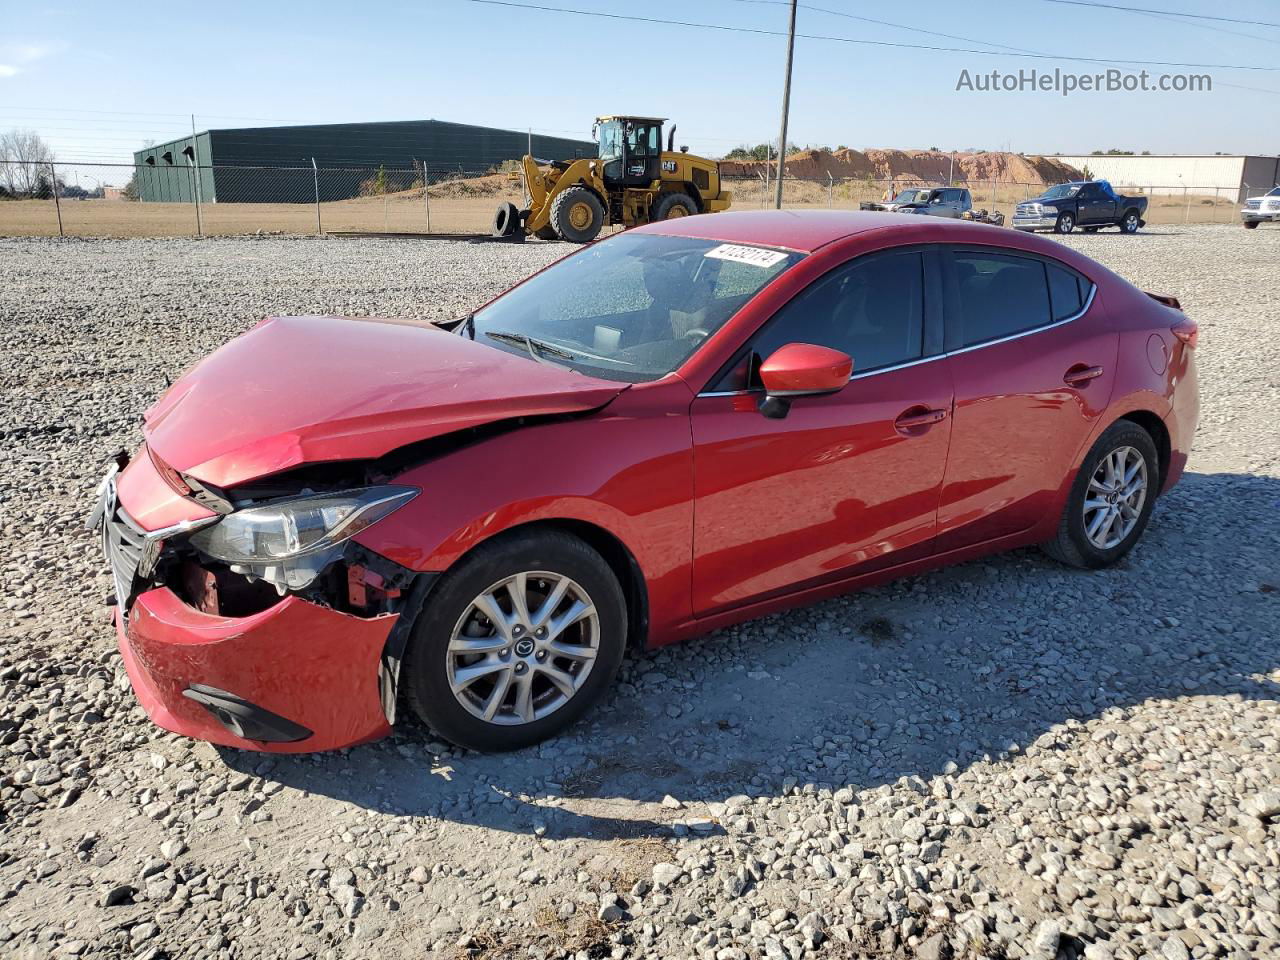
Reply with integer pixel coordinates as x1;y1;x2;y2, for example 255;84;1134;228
91;211;1199;752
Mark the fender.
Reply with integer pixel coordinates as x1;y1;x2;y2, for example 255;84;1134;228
353;377;698;641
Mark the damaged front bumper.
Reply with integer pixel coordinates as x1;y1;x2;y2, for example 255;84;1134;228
92;449;430;753
116;588;397;752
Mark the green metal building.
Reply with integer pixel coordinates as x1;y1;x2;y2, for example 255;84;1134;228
131;119;594;203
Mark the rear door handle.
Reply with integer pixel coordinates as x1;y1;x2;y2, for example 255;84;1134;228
894;407;948;432
1064;364;1104;386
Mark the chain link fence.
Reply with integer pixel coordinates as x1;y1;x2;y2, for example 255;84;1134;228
0;159;1266;238
723;175;1255;227
0;161;526;237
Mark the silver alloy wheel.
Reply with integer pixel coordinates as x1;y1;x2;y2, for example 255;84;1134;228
1083;445;1148;550
1058;213;1075;233
1123;212;1139;232
446;571;599;726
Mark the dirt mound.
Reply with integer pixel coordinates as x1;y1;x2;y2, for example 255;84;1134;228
719;148;1083;186
332;172;520;208
429;172;515;198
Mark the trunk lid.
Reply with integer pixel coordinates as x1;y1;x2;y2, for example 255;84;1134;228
144;315;628;487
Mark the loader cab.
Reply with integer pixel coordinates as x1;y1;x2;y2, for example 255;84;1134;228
596;116;664;187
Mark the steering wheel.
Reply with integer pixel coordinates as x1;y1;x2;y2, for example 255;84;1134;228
682;327;711;344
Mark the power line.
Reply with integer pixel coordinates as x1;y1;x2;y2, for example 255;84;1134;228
724;0;1280;93
460;0;1280;70
1034;0;1280;29
724;0;1051;57
1123;8;1280;46
738;0;1280;51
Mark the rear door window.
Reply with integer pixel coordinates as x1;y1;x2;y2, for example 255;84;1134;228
950;251;1052;347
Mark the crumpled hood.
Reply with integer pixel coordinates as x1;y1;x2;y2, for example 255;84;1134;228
143;315;628;488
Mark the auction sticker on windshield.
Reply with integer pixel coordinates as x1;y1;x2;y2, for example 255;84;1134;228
705;244;789;268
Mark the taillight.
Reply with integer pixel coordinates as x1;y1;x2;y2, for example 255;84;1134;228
1171;317;1198;349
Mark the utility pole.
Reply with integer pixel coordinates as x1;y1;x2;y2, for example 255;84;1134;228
190;115;203;236
773;0;797;209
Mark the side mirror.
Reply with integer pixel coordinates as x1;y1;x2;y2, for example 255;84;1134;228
757;343;853;419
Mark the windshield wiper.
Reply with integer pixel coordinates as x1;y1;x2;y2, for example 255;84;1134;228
484;330;578;364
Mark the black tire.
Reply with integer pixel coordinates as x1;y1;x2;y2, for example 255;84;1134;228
1054;212;1075;234
1243;220;1259;230
1120;210;1141;234
651;192;698;222
549;186;605;243
1082;226;1100;233
402;530;626;751
533;224;559;241
1042;420;1160;570
491;201;520;238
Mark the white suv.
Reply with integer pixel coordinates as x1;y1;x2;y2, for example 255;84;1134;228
1241;186;1280;229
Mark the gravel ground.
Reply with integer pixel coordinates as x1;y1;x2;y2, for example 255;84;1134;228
1;225;1277;960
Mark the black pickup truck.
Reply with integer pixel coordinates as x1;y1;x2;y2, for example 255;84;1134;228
1012;180;1147;234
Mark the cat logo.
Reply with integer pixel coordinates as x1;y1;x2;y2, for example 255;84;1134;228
661;160;678;173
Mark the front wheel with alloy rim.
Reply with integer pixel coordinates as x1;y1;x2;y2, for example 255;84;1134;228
402;530;626;751
1042;421;1159;569
1054;212;1076;234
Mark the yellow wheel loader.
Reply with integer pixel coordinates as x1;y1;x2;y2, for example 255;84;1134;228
491;116;733;243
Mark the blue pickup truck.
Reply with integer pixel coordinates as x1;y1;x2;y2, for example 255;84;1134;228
1013;180;1148;234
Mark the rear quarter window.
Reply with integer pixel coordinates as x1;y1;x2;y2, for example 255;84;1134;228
1046;262;1087;320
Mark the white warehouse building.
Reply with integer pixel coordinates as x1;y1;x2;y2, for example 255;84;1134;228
1053;155;1280;202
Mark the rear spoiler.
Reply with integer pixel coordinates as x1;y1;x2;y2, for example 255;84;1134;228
1145;291;1182;311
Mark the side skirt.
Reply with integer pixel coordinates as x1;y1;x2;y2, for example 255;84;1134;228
656;527;1044;648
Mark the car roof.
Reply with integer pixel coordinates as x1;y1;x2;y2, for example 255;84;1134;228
633;209;996;254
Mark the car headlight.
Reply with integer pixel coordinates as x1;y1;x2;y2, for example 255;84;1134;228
187;486;418;563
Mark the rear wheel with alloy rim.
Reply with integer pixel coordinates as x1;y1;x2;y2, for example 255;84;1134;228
1120;211;1141;234
1042;421;1159;569
403;530;626;750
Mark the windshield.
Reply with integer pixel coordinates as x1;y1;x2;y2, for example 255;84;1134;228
894;189;926;204
597;120;623;162
1268;187;1280;197
469;233;804;383
1039;183;1082;201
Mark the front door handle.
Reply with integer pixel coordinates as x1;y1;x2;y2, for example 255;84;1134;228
1064;364;1105;386
894;406;948;432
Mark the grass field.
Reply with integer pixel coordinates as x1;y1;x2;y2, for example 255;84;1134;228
0;180;1243;237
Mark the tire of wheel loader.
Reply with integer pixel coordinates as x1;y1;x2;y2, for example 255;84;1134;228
534;224;559;240
651;192;697;221
491;202;520;238
549;187;605;243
